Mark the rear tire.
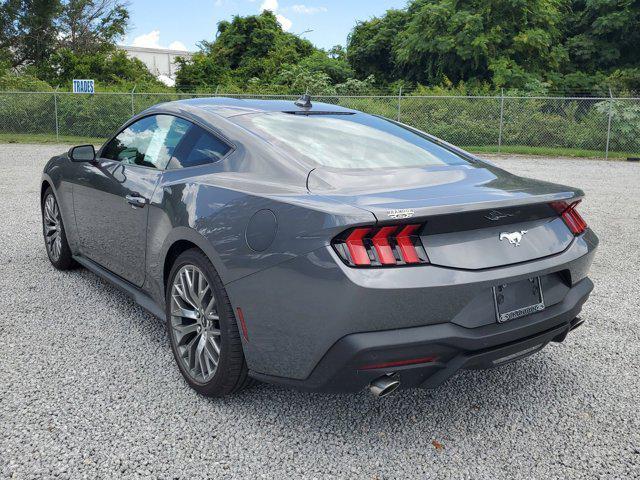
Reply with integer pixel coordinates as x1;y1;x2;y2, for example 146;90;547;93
42;187;76;270
166;248;253;397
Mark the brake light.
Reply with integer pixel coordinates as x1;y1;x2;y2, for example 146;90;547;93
551;200;588;235
396;224;422;264
345;227;371;266
333;223;429;267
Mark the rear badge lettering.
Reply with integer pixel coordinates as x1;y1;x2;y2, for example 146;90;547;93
497;303;545;322
485;210;514;221
387;208;415;219
499;230;528;246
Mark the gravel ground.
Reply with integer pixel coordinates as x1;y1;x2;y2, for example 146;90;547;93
0;144;638;479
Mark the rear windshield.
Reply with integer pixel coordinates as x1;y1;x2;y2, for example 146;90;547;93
233;112;472;169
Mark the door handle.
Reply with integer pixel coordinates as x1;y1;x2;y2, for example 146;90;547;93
125;194;147;207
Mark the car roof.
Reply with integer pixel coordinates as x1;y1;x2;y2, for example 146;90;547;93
165;96;358;118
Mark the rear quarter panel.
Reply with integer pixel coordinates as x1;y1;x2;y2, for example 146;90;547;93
144;154;374;306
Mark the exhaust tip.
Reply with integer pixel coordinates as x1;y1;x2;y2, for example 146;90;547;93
570;317;585;331
369;374;400;398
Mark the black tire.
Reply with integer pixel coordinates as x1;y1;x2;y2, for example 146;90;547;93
42;187;76;271
166;248;253;397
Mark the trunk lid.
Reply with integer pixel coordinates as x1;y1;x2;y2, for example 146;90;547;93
308;163;582;270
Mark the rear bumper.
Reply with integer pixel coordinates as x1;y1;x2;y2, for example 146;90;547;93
249;277;593;392
227;229;598;387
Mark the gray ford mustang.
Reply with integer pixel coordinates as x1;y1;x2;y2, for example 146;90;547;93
41;96;598;398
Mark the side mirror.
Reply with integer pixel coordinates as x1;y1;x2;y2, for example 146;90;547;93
69;144;96;162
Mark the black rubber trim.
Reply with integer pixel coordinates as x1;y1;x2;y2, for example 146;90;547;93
73;255;166;321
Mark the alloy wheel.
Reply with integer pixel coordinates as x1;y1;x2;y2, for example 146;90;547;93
43;194;62;262
170;264;221;382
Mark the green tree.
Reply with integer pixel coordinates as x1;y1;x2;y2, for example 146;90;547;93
297;50;354;84
327;44;346;60
561;0;640;93
174;52;232;91
347;9;409;82
0;0;161;90
39;0;138;86
175;11;319;91
345;0;640;93
213;12;313;70
0;0;60;69
565;0;640;72
276;64;336;94
0;71;53;90
49;48;164;89
57;0;129;55
394;0;568;88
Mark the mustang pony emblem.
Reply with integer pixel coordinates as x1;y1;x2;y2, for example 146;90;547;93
499;230;528;246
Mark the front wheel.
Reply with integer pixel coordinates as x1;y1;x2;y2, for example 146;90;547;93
42;188;76;270
166;248;252;397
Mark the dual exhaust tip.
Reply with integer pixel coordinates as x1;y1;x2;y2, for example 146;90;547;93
369;374;400;398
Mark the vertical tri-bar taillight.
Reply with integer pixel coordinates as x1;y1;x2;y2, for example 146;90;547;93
551;200;588;235
333;223;429;267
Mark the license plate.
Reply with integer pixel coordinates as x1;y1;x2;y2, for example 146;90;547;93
493;277;545;323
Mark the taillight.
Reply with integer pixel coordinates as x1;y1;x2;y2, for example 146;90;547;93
551;200;588;235
333;223;429;267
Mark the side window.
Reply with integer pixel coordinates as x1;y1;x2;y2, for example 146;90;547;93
167;124;231;169
102;115;191;169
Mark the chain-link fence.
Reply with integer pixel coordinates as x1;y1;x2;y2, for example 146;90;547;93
1;91;639;158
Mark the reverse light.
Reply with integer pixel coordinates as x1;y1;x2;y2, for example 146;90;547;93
333;223;429;267
551;200;588;235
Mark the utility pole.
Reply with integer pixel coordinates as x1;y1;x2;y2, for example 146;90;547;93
294;29;314;37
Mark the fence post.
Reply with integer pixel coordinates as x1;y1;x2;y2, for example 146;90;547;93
131;85;136;116
605;87;613;160
397;86;403;122
215;85;219;96
498;88;505;153
54;86;60;142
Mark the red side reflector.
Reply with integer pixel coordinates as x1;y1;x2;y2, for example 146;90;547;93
236;307;249;342
371;226;398;264
396;224;421;264
345;228;372;265
360;356;437;370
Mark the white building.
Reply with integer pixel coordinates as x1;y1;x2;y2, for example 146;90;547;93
118;45;194;86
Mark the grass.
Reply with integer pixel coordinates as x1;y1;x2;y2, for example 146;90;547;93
0;133;105;145
0;133;636;159
465;145;634;159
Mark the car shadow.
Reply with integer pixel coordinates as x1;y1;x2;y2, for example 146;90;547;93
69;263;585;435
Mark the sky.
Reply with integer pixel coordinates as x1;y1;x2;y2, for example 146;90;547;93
121;0;407;52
